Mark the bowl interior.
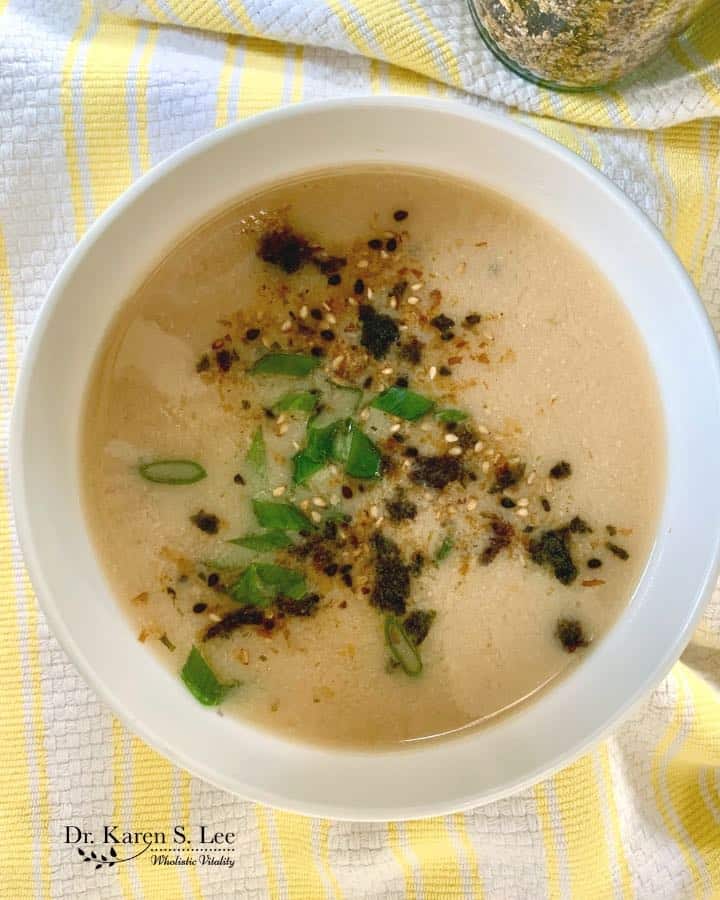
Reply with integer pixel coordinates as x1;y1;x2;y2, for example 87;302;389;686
12;99;720;820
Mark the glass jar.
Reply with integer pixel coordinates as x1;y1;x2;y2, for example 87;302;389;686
467;0;711;91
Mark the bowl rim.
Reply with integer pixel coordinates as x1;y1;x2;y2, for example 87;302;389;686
10;96;720;820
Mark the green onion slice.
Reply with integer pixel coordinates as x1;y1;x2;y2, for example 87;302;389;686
252;499;313;532
138;459;206;485
371;386;435;421
251;353;320;377
273;390;319;414
229;562;306;607
384;615;423;677
435;408;468;424
227;530;293;552
434;534;454;562
245;427;266;476
291;420;337;485
181;646;238;706
344;422;382;479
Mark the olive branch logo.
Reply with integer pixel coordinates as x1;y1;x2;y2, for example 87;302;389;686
77;842;152;869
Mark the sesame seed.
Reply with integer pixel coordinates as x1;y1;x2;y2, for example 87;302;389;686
516;508;529;518
375;516;385;526
367;288;374;299
360;408;370;421
278;424;288;435
380;250;389;259
389;298;398;309
332;355;344;370
276;413;286;425
477;425;490;435
445;433;459;443
474;441;484;453
407;296;419;305
390;423;402;433
411;282;423;291
420;422;432;431
370;505;379;518
399;324;409;331
281;320;292;332
527;472;536;485
517;498;529;507
326;313;337;324
347;296;357;305
310;511;323;523
357;260;369;269
300;499;310;510
467;499;478;511
381;366;393;375
322;301;332;312
429;366;437;380
208;613;222;623
292;441;300;451
262;337;271;349
482;461;490;473
448;446;462;456
312;497;327;508
299;305;308;319
272;485;286;497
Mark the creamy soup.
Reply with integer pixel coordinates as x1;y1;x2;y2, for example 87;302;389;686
82;169;664;747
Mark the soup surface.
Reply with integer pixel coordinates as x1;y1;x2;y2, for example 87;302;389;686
82;169;664;747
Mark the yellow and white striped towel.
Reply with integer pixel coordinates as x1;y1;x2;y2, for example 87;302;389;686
1;1;720;897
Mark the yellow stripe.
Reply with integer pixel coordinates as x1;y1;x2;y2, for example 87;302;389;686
0;230;40;900
651;670;706;897
254;804;282;900
0;0;8;15
387;822;416;900
60;0;94;239
404;0;462;87
669;40;720;111
272;810;326;900
291;45;304;104
111;720;137;900
598;744;634;899
387;60;432;96
143;0;172;24
82;14;140;216
136;25;159;173
553;755;614;898
216;35;240;129
646;130;675;245
405;816;463;897
226;0;260;35
689;121;720;285
236;37;286;118
452;814;484;898
318;820;344;900
534;781;562;900
180;773;205;900
325;0;374;57
369;57;382;94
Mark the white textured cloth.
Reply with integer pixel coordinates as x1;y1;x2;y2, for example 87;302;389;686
1;2;720;899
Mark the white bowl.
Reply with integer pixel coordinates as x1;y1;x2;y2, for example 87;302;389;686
11;98;720;820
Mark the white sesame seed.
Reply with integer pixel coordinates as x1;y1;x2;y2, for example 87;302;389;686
272;485;286;497
407;296;419;305
483;331;494;342
357;260;369;269
310;510;323;523
477;425;489;435
527;472;536;485
332;355;344;370
277;423;288;436
329;464;339;476
390;423;402;433
380;250;389;259
517;498;529;507
347;296;357;306
389;297;398;309
384;231;395;238
467;498;478;511
299;305;308;319
445;433;459;443
367;288;374;299
411;282;423;291
326;313;337;324
262;337;271;349
381;366;393;375
312;497;327;508
403;459;412;468
331;494;340;505
474;441;484;453
398;324;409;331
448;447;462;456
208;613;222;623
375;516;385;526
370;505;379;518
424;492;434;502
360;408;370;421
292;441;300;451
482;461;490;473
546;480;554;494
300;499;310;510
516;508;529;518
429;366;437;380
281;320;292;332
322;302;332;312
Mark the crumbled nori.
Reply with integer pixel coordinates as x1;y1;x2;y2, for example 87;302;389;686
258;228;312;273
410;454;464;490
541;498;551;512
463;313;482;326
556;617;588;652
430;313;455;334
276;592;321;617
358;304;400;359
479;517;514;566
500;497;516;509
216;349;233;372
370;532;411;615
203;605;265;640
389;281;408;301
385;489;418;522
403;609;437;646
398;338;423;364
606;541;629;560
549;460;572;480
529;528;577;584
587;558;602;569
190;510;220;535
569;516;592;534
409;552;425;577
314;255;346;275
489;459;526;493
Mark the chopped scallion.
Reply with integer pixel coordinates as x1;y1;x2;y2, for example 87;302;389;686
251;353;320;377
252;499;313;532
435;408;468;424
273;390;319;414
138;459;206;485
227;530;293;552
434;534;454;562
181;646;237;706
229;562;306;607
371;386;435;421
384;615;423;676
245;427;266;477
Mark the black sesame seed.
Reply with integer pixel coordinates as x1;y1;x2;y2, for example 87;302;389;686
207;573;220;587
311;346;325;357
386;238;397;252
395;376;409;388
342;573;353;587
353;278;365;295
363;375;373;389
541;498;551;512
323;563;339;576
500;497;516;508
463;314;482;326
342;485;353;499
368;238;383;250
606;542;629;560
393;210;408;221
320;329;335;341
327;273;341;286
440;332;455;342
233;473;246;485
439;365;452;376
587;558;602;569
192;602;207;614
245;327;260;340
404;446;419;458
310;308;323;320
263;407;276;419
340;564;352;574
